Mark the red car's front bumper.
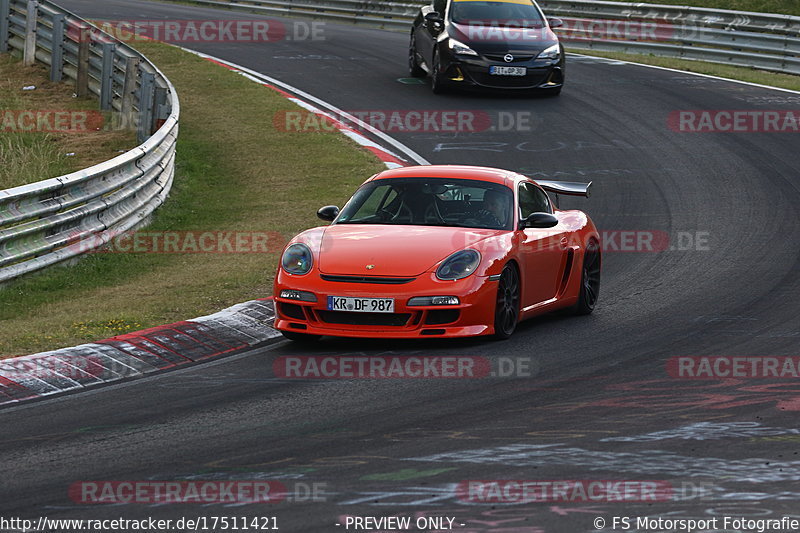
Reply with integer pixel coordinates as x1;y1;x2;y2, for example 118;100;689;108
273;270;499;339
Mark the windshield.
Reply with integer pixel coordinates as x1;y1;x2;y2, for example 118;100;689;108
450;0;545;28
335;177;514;230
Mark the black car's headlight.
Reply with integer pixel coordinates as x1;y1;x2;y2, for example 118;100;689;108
538;43;560;60
448;38;478;57
436;250;481;281
281;243;313;275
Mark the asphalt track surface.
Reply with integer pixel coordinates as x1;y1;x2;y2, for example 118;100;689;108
2;1;800;531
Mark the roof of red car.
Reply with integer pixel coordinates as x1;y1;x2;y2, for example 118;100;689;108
368;165;522;186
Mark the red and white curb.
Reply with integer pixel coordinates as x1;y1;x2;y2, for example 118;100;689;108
0;299;281;405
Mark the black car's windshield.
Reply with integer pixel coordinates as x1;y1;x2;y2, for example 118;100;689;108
335;177;514;230
450;0;545;28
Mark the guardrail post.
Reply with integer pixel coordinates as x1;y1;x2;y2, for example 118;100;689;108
121;56;140;132
137;71;155;143
76;23;89;97
99;41;114;110
49;13;65;81
0;0;10;52
23;0;38;66
153;84;168;132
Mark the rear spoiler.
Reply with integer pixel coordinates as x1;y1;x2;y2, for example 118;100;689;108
536;180;592;198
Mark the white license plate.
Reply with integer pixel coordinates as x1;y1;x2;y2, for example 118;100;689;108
327;296;395;313
490;66;527;76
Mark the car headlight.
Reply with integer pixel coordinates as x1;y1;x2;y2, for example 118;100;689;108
538;43;560;60
436;250;481;281
281;243;313;275
448;38;478;56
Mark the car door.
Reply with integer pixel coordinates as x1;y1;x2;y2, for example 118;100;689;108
517;182;567;307
416;0;447;68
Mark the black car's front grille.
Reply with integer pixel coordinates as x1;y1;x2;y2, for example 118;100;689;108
320;274;416;284
468;69;550;88
318;311;412;327
485;54;535;63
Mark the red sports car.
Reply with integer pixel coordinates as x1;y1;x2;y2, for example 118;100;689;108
273;165;600;341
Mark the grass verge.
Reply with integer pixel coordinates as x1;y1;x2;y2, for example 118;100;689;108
0;54;136;189
644;0;799;16
0;40;384;357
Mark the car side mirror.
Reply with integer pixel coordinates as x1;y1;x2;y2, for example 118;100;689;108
519;212;559;229
548;17;564;29
425;12;444;28
317;205;340;222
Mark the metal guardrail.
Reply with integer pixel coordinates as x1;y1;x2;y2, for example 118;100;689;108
0;0;179;284
169;0;800;74
541;0;800;74
162;0;421;29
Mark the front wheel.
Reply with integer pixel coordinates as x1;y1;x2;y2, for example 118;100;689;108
408;33;426;78
572;239;601;314
493;264;520;339
430;50;449;94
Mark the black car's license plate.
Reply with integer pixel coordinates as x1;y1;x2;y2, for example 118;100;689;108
489;66;527;76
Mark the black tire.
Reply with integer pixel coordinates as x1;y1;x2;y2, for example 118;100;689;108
408;32;426;78
431;50;449;94
493;264;521;339
281;330;321;342
572;239;601;315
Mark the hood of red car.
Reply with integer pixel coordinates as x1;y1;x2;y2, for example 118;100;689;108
317;224;500;277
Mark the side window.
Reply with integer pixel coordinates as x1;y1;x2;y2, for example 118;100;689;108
433;0;446;14
518;182;552;219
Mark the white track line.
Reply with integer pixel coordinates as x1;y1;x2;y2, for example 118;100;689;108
568;52;800;95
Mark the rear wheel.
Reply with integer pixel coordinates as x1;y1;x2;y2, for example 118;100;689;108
408;32;426;78
493;264;520;339
281;330;321;342
572;239;601;314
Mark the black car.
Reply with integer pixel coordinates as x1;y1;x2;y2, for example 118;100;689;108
409;0;565;95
